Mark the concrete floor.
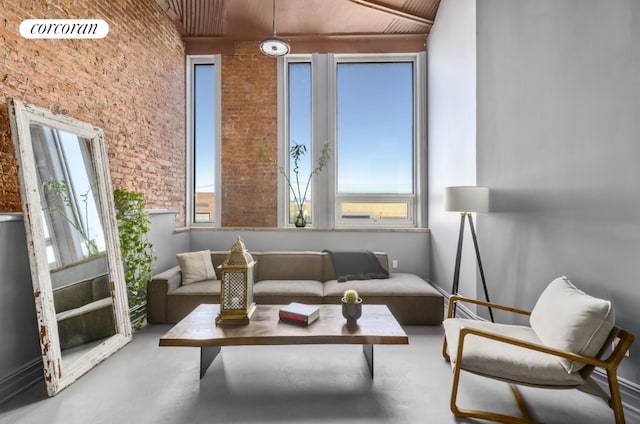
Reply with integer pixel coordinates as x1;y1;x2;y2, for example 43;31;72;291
0;324;636;424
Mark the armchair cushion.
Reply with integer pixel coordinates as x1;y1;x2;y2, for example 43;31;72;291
443;318;585;386
529;276;614;373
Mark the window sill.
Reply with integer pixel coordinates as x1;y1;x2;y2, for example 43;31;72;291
177;226;429;233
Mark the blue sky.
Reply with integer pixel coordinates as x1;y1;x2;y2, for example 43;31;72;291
335;61;413;194
194;64;216;193
59;130;105;252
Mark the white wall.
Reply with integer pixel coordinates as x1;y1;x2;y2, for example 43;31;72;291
428;0;640;385
427;0;479;299
189;229;430;280
0;215;42;403
147;211;189;272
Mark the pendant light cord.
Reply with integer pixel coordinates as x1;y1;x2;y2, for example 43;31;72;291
272;0;277;36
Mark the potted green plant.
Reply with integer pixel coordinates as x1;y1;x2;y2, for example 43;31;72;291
113;188;157;328
342;289;362;323
258;138;330;227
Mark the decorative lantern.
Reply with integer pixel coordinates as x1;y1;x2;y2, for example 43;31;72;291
216;237;256;325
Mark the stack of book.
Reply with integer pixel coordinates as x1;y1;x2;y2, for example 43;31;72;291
279;302;320;325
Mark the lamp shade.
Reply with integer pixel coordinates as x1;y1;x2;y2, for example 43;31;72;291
445;186;490;212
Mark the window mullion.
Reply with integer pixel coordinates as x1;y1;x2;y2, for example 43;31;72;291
312;53;332;228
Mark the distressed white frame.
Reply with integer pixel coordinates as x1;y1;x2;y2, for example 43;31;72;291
8;98;132;396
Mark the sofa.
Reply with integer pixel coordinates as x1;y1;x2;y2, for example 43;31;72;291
147;250;444;325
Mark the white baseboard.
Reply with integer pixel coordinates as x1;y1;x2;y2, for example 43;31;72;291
591;370;640;416
434;282;640;414
0;358;43;405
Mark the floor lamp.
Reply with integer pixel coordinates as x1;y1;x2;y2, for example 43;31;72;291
445;186;494;322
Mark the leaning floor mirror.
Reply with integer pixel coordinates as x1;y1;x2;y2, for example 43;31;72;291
8;98;132;396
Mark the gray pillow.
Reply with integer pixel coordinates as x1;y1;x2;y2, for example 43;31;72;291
176;250;216;285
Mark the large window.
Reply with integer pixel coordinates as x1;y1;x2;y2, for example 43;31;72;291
187;56;221;225
287;62;313;224
336;60;415;225
282;53;425;227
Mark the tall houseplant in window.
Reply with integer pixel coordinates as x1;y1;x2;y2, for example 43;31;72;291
114;188;157;328
258;138;330;227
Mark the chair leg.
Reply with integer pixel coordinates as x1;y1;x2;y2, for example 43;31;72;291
606;368;626;424
442;338;450;361
450;360;463;416
509;384;534;423
449;364;536;424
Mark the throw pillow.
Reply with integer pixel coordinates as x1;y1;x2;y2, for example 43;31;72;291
529;276;614;373
176;250;217;285
324;250;390;282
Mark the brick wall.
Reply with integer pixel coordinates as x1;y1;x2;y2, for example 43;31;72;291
221;42;278;227
0;0;187;225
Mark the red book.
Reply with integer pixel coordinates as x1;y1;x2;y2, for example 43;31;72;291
279;302;320;325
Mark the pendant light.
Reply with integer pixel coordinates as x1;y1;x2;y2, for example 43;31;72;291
260;0;290;57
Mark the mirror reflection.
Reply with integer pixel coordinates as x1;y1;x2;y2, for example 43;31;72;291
29;125;116;366
32;126;106;265
9;98;131;396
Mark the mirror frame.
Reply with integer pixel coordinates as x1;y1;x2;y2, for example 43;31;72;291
8;98;132;396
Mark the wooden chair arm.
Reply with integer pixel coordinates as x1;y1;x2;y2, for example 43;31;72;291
600;328;634;365
447;295;531;319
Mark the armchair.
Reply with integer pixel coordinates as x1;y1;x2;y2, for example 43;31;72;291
442;276;634;424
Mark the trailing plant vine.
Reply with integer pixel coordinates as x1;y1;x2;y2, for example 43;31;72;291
113;188;156;328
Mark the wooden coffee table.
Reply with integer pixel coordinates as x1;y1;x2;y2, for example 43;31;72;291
159;304;408;378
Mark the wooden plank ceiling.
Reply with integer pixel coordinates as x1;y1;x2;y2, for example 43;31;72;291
155;0;441;53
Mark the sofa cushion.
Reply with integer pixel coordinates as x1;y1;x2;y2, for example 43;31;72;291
529;276;614;373
171;279;220;295
323;273;437;297
176;250;217;285
323;273;444;325
254;280;324;298
253;279;324;305
255;252;324;282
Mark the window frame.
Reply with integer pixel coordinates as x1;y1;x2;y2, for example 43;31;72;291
279;52;426;228
186;55;222;226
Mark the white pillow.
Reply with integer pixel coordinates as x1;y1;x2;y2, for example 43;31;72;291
529;276;614;373
176;250;216;285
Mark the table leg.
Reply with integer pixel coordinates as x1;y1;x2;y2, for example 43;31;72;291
363;344;374;378
200;346;221;378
